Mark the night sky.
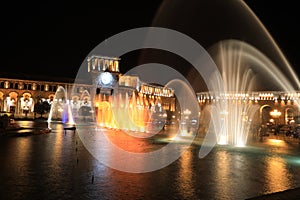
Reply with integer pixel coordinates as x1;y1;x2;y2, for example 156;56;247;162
0;0;299;82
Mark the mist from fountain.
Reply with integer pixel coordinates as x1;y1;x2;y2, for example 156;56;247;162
47;86;75;127
207;39;299;146
95;91;151;133
165;79;199;138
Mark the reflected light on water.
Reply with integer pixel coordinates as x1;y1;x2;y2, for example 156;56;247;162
17;120;33;128
215;151;231;199
13;137;31;194
2;120;300;199
266;139;286;147
265;156;292;193
52;124;64;165
15;137;30;166
177;148;196;199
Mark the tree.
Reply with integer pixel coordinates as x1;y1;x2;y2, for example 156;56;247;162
34;100;51;118
78;105;92;122
79;106;92;117
0;114;9;129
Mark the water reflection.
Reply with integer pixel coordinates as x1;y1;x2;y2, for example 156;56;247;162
215;151;231;199
1;122;300;199
14;137;31;189
17;120;32;128
52;124;64;168
177;147;196;199
265;156;292;193
267;139;287;147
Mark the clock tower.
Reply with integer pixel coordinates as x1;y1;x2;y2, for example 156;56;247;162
87;55;121;95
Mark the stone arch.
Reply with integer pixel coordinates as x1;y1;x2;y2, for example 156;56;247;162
20;92;34;113
8;91;18;101
285;107;297;125
7;91;18;113
80;90;91;106
260;104;272;125
21;92;32;100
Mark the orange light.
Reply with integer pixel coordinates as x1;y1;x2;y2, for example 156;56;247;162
269;139;283;143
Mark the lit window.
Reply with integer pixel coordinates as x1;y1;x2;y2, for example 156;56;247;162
32;83;37;90
4;81;9;89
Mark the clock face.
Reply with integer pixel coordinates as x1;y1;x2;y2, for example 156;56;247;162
100;72;113;85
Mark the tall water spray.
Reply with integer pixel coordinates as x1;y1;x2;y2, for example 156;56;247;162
47;86;75;127
208;40;299;146
165;79;199;137
95;91;151;132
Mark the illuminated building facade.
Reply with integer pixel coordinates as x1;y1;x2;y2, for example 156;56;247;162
0;55;176;121
88;55;176;129
3;54;297;128
88;55;175;106
0;78;91;119
197;91;300;126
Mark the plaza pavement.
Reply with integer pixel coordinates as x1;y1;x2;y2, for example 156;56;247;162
246;187;300;200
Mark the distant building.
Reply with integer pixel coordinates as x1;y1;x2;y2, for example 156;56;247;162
0;55;176;119
0;77;91;119
88;55;176;125
197;91;300;126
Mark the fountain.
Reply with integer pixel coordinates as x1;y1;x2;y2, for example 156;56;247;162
67;0;300;176
133;0;297;150
47;86;75;129
94;90;151;133
75;89;94;123
206;39;299;146
165;79;199;137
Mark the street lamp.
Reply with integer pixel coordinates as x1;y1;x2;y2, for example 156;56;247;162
270;109;281;126
270;109;281;119
181;109;191;136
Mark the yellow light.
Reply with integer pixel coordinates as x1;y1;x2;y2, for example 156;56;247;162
269;139;283;144
270;109;281;118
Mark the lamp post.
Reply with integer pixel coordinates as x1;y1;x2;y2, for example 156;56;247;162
181;109;191;136
270;109;281;134
270;109;282;124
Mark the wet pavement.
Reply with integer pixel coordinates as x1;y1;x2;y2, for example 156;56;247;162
247;187;300;200
1;120;300;199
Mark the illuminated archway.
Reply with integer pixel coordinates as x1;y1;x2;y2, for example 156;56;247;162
6;92;18;113
285;107;296;125
260;104;272;125
80;90;91;106
20;92;34;114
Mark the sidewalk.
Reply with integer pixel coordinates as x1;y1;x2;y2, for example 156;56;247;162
246;187;300;200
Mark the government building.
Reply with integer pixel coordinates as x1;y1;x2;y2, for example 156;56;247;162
0;77;91;119
0;55;176;122
1;55;300;129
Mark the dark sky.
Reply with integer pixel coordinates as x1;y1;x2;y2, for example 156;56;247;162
245;0;299;74
0;0;299;81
